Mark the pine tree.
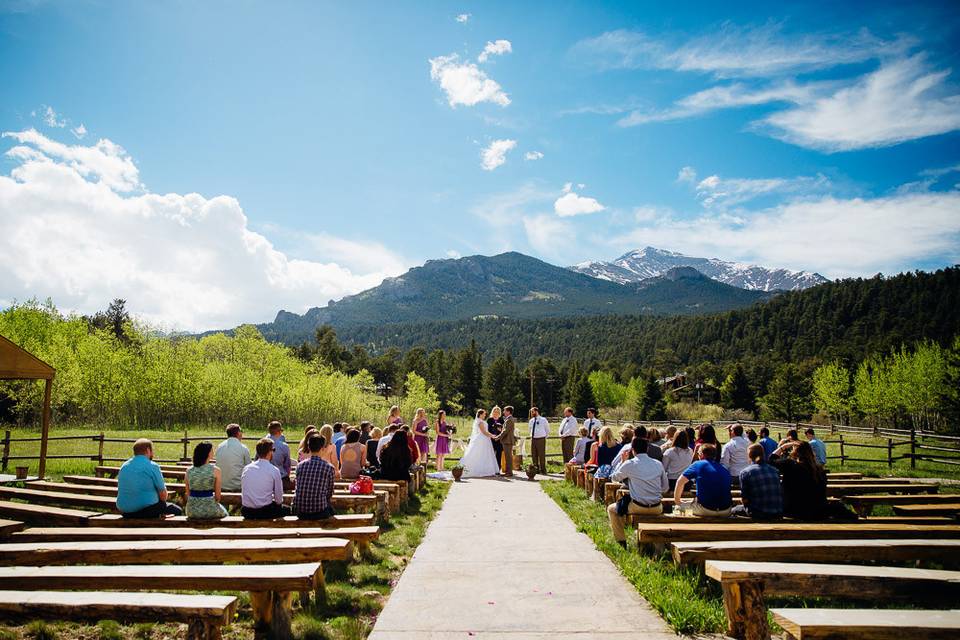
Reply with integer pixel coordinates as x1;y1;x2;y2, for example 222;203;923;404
763;363;813;422
639;374;667;420
455;340;483;414
563;362;595;416
481;353;525;410
721;364;757;416
940;336;960;428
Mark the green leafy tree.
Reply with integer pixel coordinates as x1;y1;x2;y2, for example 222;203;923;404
481;353;525;411
811;361;852;422
720;364;757;416
625;376;645;418
588;370;626;408
854;355;896;426
399;372;440;418
941;336;960;430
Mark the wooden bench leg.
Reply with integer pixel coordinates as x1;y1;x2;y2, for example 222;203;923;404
721;578;769;640
250;590;293;640
315;568;327;607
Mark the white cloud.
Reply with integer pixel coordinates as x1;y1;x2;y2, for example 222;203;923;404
522;214;574;254
524;150;544;161
691;170;831;208
70;124;87;139
676;166;697;183
445;249;461;259
41;105;66;128
573;24;908;77
762;55;960;151
470;181;554;228
429;54;511;107
554;184;606;217
455;13;470;23
618;190;960;278
0;129;406;331
478;39;512;63
480;138;516;171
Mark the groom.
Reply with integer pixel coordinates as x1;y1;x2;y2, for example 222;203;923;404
499;406;516;477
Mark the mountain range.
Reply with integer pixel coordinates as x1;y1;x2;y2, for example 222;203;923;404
257;251;772;345
571;246;828;291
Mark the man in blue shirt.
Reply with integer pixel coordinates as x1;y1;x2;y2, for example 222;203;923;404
332;423;347;458
758;427;778;461
805;428;828;466
116;438;182;518
266;420;292;491
674;444;732;517
733;444;783;520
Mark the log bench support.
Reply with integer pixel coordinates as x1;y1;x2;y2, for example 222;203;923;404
250;590;294;640
720;578;769;640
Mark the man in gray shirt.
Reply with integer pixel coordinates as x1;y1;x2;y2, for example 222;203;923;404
215;423;250;492
607;437;667;548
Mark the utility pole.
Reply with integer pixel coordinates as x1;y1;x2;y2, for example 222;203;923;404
529;370;535;409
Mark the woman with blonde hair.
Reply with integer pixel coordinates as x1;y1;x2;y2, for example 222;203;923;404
298;426;319;463
365;426;383;466
387;405;403;427
487;405;504;470
588;426;621;466
317;424;341;478
412;407;430;465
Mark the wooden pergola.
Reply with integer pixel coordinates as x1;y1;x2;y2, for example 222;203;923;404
0;335;55;478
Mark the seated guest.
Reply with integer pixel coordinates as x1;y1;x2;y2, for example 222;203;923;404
770;440;828;520
648;428;666;449
359;421;373;444
339;428;367;479
297;426;318;463
663;426;677;447
266;420;293;492
318;424;341;478
634;426;662;461
805;428;828;465
591;426;622;471
607;437;668;548
184;441;227;520
240;438;290;519
571;426;591;464
117;438;183;518
377;424;400;463
732;444;783;520
215;424;250;493
693;424;722;462
661;429;693;490
380;430;412;481
745;428;758;443
758;426;778;460
674;444;732;517
721;423;751;481
366;427;383;466
292;434;336;520
332;422;347;458
401;425;420;465
683;426;696;452
614;426;636;465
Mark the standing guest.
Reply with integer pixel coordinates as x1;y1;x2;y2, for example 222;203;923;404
634;426;662;461
558;407;579;467
338;428;367;479
434;410;452;471
266;420;293;492
732;443;783;520
387;405;403;427
487;406;504;471
661;430;694;490
721;423;751;481
528;407;549;475
583;408;602;439
380;431;413;481
240;438;290;519
184;441;227;520
412;408;430;465
770;440;828;520
571;427;591;464
674;444;732;517
693;424;722;462
805;428;828;466
499;406;517;477
366;427;383;467
298;427;319;463
117;439;183;518
317;425;341;478
293;434;336;520
332;423;347;458
358;421;373;444
377;424;400;463
607;437;668;548
215;424;250;493
758;427;778;461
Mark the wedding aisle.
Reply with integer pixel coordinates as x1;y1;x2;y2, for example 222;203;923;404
369;476;676;639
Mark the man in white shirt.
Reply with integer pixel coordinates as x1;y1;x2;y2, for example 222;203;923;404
558;407;579;464
607;437;667;548
720;423;750;482
240;438;290;519
583;408;602;439
528;407;549;475
215;424;251;492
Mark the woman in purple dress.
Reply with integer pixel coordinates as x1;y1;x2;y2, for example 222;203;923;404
387;405;403;427
434;409;452;471
412;407;430;465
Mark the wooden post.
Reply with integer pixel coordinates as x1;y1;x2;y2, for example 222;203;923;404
1;430;9;472
910;429;917;469
182;430;189;462
720;579;769;640
37;378;52;479
887;437;894;468
97;432;105;466
839;435;845;466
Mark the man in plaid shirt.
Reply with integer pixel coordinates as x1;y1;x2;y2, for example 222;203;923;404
293;434;336;520
733;443;783;520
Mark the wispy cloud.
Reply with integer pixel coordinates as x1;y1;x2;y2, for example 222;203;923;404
41;105;66;128
689;170;831;208
429;54;511;107
522;214;574;254
470;182;554;228
480;138;517;171
478;39;512;63
554;182;606;217
455;13;470;23
70;123;87;139
524;150;544;161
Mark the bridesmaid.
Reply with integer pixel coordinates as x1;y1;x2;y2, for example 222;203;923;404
387;405;403;427
434;410;452;471
487;405;504;473
412;407;430;466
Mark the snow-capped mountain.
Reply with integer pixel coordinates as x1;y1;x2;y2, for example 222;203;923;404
571;247;828;292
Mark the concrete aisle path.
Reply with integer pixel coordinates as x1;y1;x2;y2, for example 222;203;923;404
369;477;677;639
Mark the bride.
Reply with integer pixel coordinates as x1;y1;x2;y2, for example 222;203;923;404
459;408;501;478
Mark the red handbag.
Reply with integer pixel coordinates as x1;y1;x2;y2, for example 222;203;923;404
350;475;374;494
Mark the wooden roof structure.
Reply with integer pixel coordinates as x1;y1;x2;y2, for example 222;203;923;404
0;334;55;477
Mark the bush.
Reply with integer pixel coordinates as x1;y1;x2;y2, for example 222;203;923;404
666;402;724;422
97;620;122;640
25;621;58;640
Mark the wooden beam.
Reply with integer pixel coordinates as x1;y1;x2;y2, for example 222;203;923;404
38;378;52;479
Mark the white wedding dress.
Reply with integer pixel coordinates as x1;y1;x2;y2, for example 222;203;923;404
460;418;501;478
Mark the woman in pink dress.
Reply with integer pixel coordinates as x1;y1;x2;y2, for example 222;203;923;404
412;407;430;465
434;409;452;471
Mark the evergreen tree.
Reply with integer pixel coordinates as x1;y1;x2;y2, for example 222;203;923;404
481;353;525;410
721;364;757;416
522;357;561;416
941;336;960;428
455;339;483;414
639;373;667;420
563;362;595;416
763;362;813;422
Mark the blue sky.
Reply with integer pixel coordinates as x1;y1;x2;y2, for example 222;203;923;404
1;0;958;330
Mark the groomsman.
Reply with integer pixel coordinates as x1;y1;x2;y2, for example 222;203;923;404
584;408;602;439
558;407;579;463
500;406;517;477
529;407;549;475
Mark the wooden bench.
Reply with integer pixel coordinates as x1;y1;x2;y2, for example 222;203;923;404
771;607;960;640
672;538;960;567
893;503;960;518
0;520;24;538
96;465;186;480
29;480;178;500
90;512;376;528
0;562;323;639
0;590;237;640
0;485;119;512
826;483;939;497
0;500;97;526
844;492;960;516
706;560;960;640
